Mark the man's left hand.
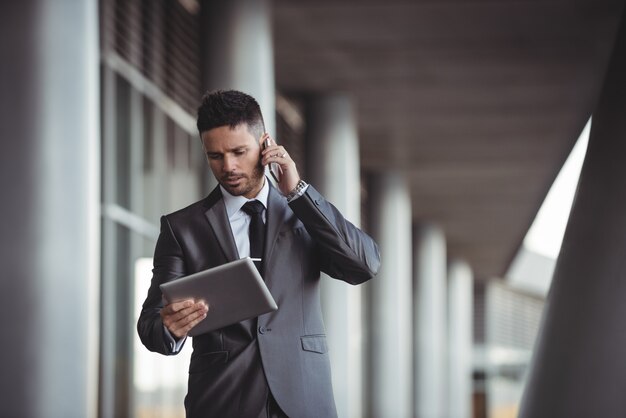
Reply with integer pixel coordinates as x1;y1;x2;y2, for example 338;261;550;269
260;132;301;196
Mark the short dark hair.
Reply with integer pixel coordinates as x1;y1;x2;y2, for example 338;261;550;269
196;90;265;139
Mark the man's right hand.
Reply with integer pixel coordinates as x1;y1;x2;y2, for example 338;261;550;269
161;299;209;339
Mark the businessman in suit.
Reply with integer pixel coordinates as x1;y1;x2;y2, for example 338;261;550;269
137;90;380;418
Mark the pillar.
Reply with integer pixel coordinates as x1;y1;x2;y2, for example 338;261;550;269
306;94;363;418
0;1;99;417
414;224;447;418
367;173;413;417
447;260;474;418
519;7;626;417
200;0;276;136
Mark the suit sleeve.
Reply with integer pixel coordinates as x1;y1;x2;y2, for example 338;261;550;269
137;215;187;355
288;185;381;285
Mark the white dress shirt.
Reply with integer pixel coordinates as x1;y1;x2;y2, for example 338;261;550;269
220;177;269;259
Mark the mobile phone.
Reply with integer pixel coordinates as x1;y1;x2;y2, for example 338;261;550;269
263;136;283;183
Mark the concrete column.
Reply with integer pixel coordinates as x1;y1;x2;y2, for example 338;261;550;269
367;173;413;417
200;0;276;136
519;8;626;417
0;2;99;417
414;224;447;418
306;95;363;418
447;260;473;418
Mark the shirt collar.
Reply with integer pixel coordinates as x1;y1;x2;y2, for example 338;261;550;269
220;176;270;220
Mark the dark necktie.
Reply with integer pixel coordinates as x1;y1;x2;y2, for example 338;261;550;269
241;200;266;273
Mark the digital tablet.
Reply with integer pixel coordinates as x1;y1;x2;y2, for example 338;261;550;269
160;257;278;337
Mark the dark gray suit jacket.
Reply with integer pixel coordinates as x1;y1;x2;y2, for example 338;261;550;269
137;183;380;418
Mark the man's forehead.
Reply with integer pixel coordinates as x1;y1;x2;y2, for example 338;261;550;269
201;124;258;150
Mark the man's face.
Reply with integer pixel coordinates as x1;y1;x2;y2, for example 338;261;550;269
201;123;265;198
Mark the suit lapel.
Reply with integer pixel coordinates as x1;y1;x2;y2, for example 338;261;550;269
203;187;239;262
202;182;288;269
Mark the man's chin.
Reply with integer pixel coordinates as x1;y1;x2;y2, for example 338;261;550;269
219;180;250;197
219;172;263;197
221;184;244;196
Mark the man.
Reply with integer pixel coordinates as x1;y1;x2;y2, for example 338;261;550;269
137;90;380;418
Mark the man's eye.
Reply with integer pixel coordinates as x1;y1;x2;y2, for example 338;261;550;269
207;154;222;160
234;150;246;156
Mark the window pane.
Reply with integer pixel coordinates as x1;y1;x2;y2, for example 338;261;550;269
133;257;191;418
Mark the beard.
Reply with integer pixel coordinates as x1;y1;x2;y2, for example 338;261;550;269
218;159;265;197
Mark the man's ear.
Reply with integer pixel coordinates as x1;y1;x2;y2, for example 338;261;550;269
200;130;217;153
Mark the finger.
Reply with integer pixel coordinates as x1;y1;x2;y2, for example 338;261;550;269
164;305;206;334
270;148;286;158
162;299;194;314
178;312;208;337
161;301;205;328
261;144;278;156
259;134;268;147
260;132;274;148
170;309;208;338
168;302;207;323
174;306;207;328
262;147;288;164
197;300;210;312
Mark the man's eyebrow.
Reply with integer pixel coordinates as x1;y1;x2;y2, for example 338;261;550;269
205;146;247;155
228;146;248;153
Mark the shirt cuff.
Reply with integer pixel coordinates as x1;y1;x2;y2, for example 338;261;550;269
163;325;186;353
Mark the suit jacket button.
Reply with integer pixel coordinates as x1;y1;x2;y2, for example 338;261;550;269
258;326;266;334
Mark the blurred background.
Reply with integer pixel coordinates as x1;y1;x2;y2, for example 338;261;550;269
1;0;625;417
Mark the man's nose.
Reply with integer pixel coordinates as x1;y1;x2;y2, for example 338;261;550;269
222;154;236;172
